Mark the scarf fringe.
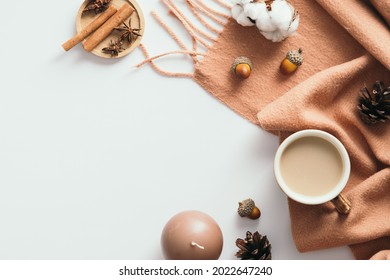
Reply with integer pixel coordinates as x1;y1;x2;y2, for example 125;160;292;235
136;0;231;78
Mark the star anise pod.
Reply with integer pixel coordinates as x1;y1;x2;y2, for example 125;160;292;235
102;40;125;57
83;0;112;14
114;18;142;44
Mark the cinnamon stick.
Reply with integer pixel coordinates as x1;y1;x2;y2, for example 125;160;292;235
83;4;134;52
62;5;117;51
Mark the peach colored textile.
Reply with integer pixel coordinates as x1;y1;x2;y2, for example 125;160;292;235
193;0;390;259
370;0;390;26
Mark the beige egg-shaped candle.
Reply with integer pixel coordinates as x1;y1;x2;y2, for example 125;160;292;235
161;210;223;260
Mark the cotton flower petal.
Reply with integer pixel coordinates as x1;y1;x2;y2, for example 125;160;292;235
255;4;277;32
231;0;299;42
231;0;252;5
231;4;243;20
237;11;256;26
231;3;255;27
268;1;295;31
287;16;299;35
260;31;274;41
243;3;262;21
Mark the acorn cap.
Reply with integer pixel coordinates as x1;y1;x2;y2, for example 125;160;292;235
237;198;255;217
231;56;253;73
286;48;303;66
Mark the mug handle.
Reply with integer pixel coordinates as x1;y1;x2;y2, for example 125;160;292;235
331;193;351;215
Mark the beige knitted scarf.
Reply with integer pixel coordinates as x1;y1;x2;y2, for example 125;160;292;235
138;0;390;259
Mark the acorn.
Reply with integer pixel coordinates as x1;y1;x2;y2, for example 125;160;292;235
231;56;252;79
280;48;303;75
237;198;261;219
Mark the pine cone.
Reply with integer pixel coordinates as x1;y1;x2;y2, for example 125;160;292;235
235;231;272;260
357;81;390;124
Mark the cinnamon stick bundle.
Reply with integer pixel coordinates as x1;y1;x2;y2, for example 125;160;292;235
83;3;134;52
62;5;117;51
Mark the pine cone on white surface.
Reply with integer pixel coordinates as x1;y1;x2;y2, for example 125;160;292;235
231;0;299;42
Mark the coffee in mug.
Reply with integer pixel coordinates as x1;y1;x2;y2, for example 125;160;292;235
274;130;351;214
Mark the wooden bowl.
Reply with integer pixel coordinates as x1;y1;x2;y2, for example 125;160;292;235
76;0;145;58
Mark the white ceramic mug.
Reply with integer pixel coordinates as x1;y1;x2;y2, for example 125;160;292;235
274;129;351;214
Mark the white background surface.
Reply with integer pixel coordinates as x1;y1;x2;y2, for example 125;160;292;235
0;0;353;259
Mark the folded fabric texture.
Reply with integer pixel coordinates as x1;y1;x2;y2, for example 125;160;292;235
370;0;390;26
142;0;390;259
257;54;390;260
193;0;390;259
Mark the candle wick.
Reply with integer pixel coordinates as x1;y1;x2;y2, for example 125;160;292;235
191;241;205;250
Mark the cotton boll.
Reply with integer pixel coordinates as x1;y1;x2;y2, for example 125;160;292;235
260;31;275;41
258;1;299;42
236;10;256;26
269;0;294;21
232;3;256;26
231;0;299;42
262;30;286;42
232;4;255;26
231;0;252;6
231;4;243;20
268;1;295;31
261;27;295;42
243;3;262;21
254;4;278;32
286;16;299;36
